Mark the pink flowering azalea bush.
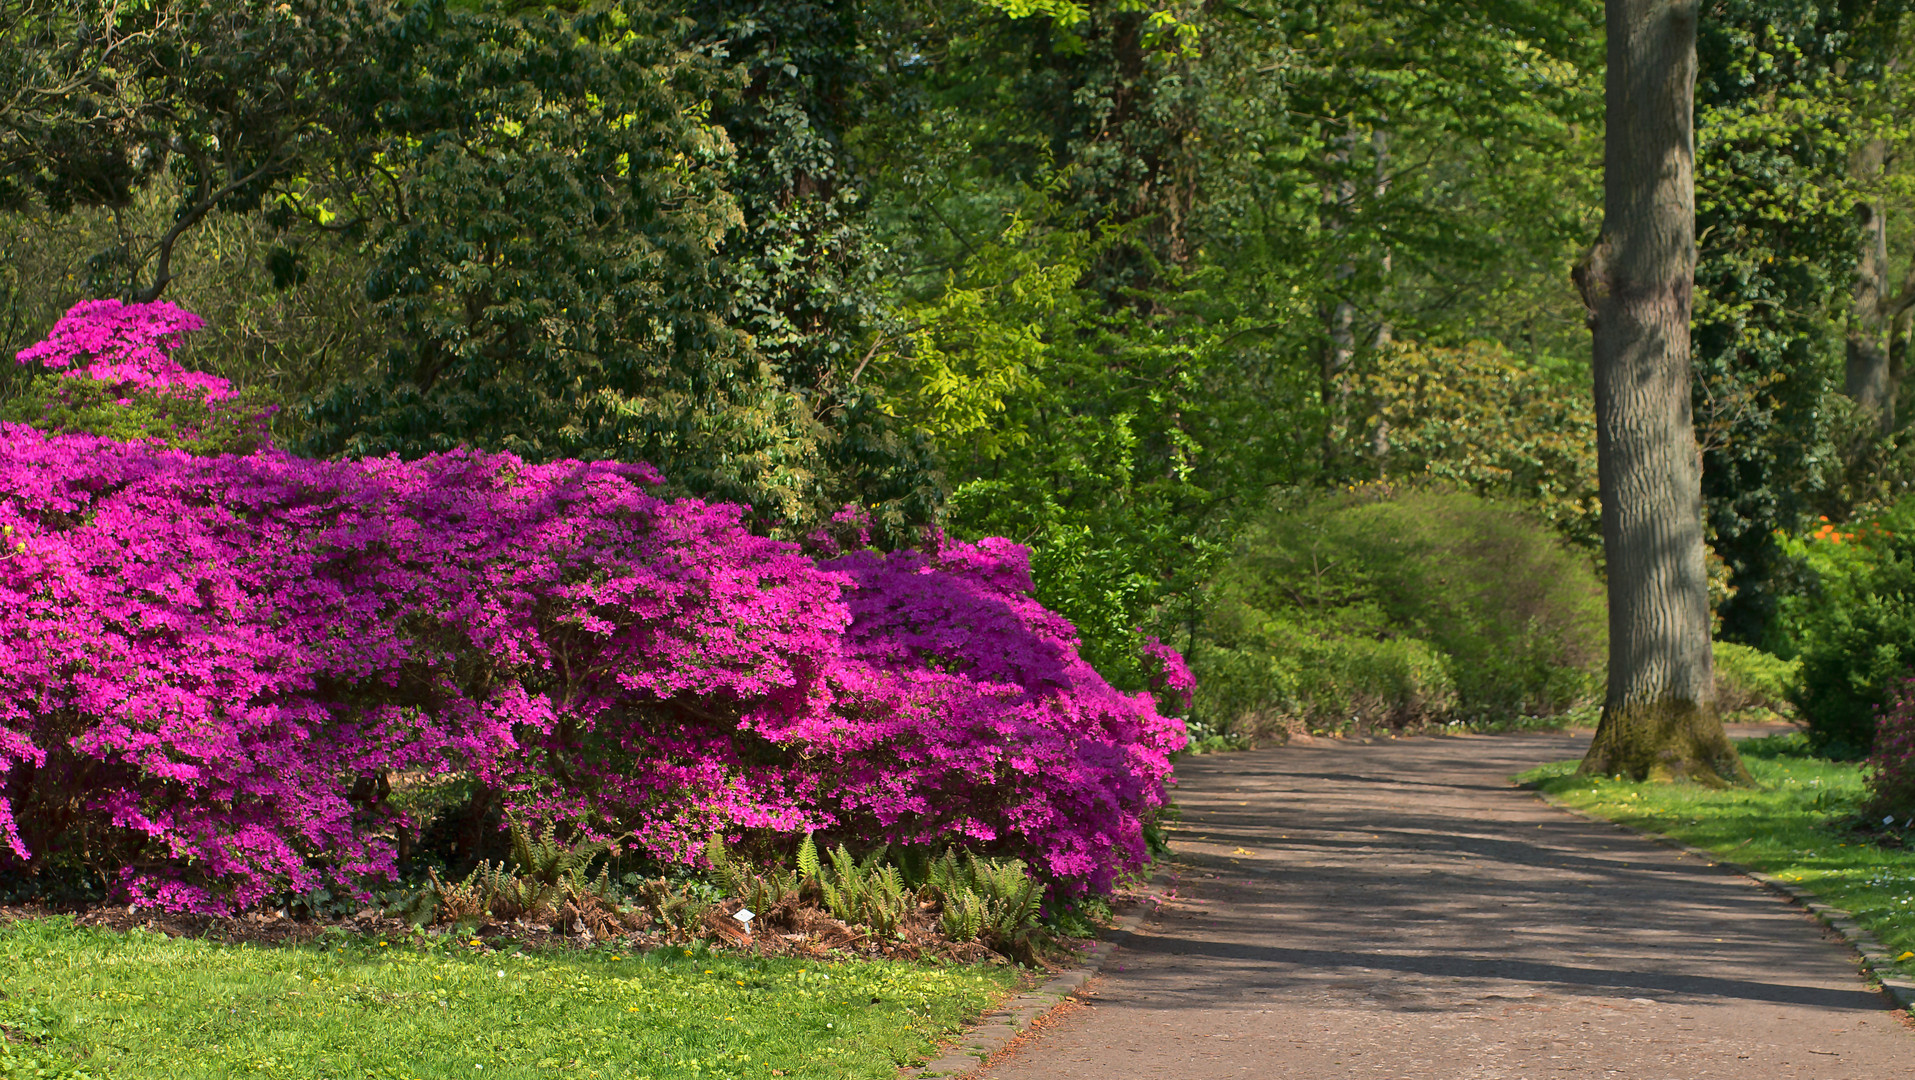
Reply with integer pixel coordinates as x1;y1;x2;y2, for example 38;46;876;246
3;299;275;455
0;302;1185;913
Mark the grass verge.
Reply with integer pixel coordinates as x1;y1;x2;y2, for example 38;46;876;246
1517;733;1915;979
0;918;1016;1079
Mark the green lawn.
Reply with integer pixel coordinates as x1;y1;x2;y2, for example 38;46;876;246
1518;734;1915;979
0;919;1016;1080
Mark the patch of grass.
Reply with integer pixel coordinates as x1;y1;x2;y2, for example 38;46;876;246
1517;733;1915;980
0;919;1016;1079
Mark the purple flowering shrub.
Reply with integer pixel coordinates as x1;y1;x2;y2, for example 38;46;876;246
0;304;1185;913
4;300;276;455
1866;677;1915;820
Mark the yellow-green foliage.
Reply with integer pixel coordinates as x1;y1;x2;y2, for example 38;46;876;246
1712;640;1798;717
0;920;1014;1079
1;375;277;456
887;207;1090;460
1356;341;1599;548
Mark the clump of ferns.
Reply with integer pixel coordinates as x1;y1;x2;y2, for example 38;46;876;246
704;832;1045;959
428;819;645;934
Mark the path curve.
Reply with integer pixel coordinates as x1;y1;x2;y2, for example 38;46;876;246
981;732;1913;1078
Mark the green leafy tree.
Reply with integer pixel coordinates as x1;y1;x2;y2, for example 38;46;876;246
0;0;376;302
1691;0;1915;647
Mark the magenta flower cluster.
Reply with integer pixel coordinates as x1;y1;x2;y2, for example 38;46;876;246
0;304;1186;913
17;299;234;402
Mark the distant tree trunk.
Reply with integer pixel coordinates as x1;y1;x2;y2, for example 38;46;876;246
1319;118;1359;470
1371;125;1394;352
1846;137;1915;432
1370;125;1394;470
1573;0;1746;784
1847;139;1896;426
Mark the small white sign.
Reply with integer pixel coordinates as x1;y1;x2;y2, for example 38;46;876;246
733;908;755;926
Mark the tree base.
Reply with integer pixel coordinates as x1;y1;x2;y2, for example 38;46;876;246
1578;698;1751;786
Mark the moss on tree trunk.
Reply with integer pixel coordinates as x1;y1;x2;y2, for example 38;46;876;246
1572;0;1749;789
1580;699;1751;786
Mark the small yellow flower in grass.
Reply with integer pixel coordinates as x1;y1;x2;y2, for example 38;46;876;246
1899;951;1915;962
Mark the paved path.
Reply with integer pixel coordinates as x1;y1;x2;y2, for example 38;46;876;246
981;732;1913;1079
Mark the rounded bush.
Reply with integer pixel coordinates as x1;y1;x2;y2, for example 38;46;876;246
0;303;1184;911
1778;508;1915;756
1197;487;1603;734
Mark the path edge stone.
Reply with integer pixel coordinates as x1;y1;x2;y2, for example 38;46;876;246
898;878;1164;1078
1528;787;1915;1013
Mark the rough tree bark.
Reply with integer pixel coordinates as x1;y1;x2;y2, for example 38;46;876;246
1573;0;1747;784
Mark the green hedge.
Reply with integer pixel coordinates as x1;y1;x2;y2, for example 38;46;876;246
1195;487;1603;737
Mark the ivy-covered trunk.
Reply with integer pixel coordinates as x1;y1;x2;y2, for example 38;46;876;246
1575;0;1746;784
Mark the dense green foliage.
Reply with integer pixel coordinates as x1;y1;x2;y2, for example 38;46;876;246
1693;0;1915;647
8;0;1915;758
1778;505;1915;756
1196;489;1605;738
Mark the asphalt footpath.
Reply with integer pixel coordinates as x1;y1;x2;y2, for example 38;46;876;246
978;730;1915;1079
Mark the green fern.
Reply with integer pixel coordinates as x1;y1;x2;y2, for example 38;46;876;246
920;848;1042;950
510;820;620;889
796;833;822;882
939;886;986;942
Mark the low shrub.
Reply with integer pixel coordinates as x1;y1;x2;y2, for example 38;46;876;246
1777;505;1915;756
1194;630;1457;740
0;302;1185;913
1866;678;1915;821
1194;486;1603;736
1713;640;1798;718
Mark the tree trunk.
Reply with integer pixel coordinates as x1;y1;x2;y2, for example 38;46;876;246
1370;125;1394;470
1371;125;1394;352
1574;0;1746;785
1846;138;1899;430
1318;117;1362;470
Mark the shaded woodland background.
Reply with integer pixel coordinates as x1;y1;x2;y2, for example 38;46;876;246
6;0;1915;742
